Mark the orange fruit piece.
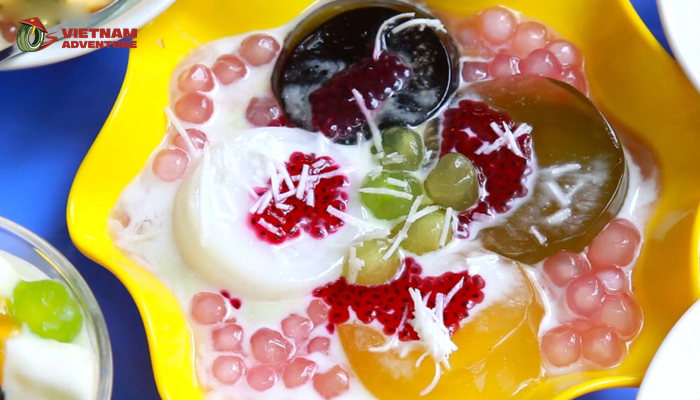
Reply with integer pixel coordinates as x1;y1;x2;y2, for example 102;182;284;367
339;259;544;399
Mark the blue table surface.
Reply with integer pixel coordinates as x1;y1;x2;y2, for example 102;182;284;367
0;1;672;399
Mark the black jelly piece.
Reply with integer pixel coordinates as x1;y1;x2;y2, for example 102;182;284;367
273;0;459;144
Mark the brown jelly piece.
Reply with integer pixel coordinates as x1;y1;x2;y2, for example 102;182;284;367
471;76;627;264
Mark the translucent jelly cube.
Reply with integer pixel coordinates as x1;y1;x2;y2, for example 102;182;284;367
472;76;627;264
338;259;543;399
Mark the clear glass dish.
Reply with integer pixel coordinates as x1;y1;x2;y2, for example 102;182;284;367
0;216;113;400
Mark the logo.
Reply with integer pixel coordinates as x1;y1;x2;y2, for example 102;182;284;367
16;17;137;52
16;18;57;52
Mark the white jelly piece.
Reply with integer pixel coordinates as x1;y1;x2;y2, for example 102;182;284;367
172;127;373;301
3;331;97;400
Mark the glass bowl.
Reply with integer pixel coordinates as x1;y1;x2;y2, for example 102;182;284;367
0;0;176;70
0;216;113;400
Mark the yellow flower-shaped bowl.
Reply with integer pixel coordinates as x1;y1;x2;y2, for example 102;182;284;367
67;0;700;398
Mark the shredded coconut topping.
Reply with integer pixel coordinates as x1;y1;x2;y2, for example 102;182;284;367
368;166;384;179
391;18;446;34
275;160;295;191
257;218;281;236
547;163;581;176
544;181;570;207
249;190;267;213
529;225;547;244
312;159;328;169
353;228;392;243
383;195;423;260
386;177;408;188
408;288;458;396
407;205;440;223
382;153;408;165
275;203;293;211
255;191;273;214
306;186;315;207
347;246;365;283
475;122;531;157
267;161;281;201
351;88;383;153
372;12;415;60
546;208;572;225
317;170;345;179
327;206;380;232
296;164;310;199
164;107;197;155
438;207;453;246
359;187;413;200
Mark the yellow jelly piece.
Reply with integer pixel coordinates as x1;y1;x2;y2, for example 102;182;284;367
0;298;20;385
339;263;544;399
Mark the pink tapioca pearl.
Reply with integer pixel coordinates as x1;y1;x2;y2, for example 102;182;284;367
178;64;214;93
488;53;520;78
511;22;548;57
246;97;280;127
212;356;246;385
581;326;626;368
174;92;214;124
596;267;627;293
566;275;604;316
545;40;583;68
239;34;280;66
191;292;227;325
560;67;588;95
308;337;331;355
462;61;490;82
212;324;244;352
520;49;562;79
571;318;593;333
250;328;294;364
455;19;480;49
455;19;493;58
152;148;189;182
313;365;350;400
541;325;581;367
283;358;317;388
591;293;642;339
543;251;590;287
588;219;641;269
282;314;314;344
213;55;249;85
478;7;516;45
307;299;329;326
247;365;277;391
172;128;208;151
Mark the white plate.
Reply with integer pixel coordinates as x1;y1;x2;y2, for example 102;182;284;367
638;299;700;399
657;0;700;94
0;0;175;70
